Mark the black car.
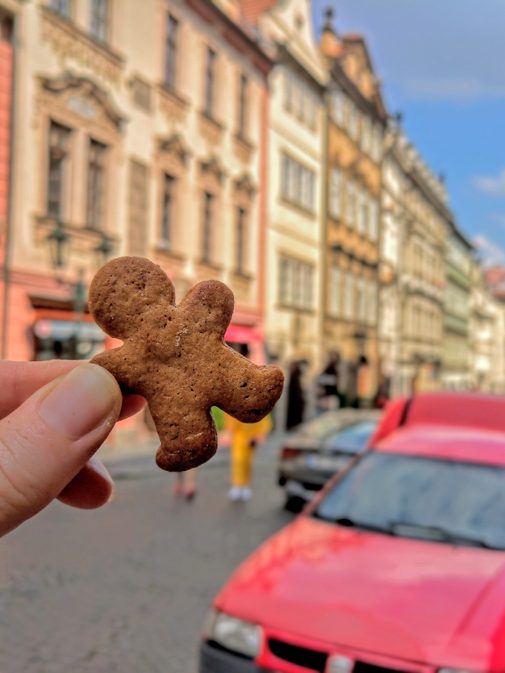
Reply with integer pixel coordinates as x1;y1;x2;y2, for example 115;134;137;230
278;409;380;510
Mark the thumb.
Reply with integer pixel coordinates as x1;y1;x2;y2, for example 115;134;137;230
0;363;122;536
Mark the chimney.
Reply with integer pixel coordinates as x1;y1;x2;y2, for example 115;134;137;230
320;6;340;58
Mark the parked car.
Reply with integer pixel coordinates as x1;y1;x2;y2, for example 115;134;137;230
278;409;380;510
200;393;505;673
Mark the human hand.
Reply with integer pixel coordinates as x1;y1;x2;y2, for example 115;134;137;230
0;360;145;536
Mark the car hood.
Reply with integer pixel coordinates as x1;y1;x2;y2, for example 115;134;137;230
216;517;505;669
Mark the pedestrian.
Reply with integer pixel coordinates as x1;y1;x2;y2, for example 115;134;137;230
0;360;145;537
286;360;306;430
173;469;198;500
316;352;341;413
227;413;272;502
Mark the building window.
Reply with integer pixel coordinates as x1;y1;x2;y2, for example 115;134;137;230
346;178;356;227
47;121;72;219
329;265;340;317
235;206;246;274
369;197;379;241
278;256;314;310
49;0;71;19
237;73;248;138
331;89;345;126
357;188;367;235
344;271;354;320
357;276;366;322
204;46;217;118
160;174;175;248
361;116;371;154
86;138;107;229
165;14;179;89
89;0;108;42
329;167;341;219
280;153;316;213
348;103;359;140
201;191;214;264
367;280;377;326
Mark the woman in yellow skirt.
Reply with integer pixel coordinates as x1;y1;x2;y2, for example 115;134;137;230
226;414;272;502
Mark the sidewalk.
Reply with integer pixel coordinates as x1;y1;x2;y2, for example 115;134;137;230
102;432;284;480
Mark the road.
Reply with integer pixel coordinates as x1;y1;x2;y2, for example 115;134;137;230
0;441;292;673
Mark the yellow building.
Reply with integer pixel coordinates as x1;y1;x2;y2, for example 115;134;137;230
320;10;387;404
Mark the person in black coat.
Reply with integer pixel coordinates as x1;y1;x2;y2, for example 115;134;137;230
286;360;306;430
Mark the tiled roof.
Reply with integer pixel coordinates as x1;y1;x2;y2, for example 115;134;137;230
238;0;277;25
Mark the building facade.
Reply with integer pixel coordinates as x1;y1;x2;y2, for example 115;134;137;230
442;225;473;389
0;5;15;358
392;133;449;394
320;11;387;404
378;125;405;398
0;0;271;363
240;0;327;371
470;262;505;393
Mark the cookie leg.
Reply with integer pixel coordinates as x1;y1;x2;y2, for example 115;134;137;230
150;402;218;472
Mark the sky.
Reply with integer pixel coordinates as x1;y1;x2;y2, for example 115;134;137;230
311;0;505;265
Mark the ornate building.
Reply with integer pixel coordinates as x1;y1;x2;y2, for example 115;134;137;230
320;10;387;404
390;131;450;394
239;0;327;371
0;0;271;362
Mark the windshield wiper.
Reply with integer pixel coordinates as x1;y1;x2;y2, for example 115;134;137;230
390;522;500;549
330;516;397;536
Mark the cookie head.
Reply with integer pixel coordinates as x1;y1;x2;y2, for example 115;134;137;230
89;256;176;340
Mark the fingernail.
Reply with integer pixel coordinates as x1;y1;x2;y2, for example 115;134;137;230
39;364;120;439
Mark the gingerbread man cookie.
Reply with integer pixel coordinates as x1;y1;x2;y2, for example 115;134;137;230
89;257;284;471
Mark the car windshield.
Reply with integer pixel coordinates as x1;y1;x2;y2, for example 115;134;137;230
315;453;505;550
324;421;377;453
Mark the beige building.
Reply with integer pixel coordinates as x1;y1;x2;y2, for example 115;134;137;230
387;129;450;394
240;0;327;371
1;0;271;362
379;124;406;397
470;263;505;393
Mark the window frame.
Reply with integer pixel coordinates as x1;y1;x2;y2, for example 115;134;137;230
201;190;214;264
86;137;108;230
46;120;72;221
204;46;217;119
165;13;179;90
89;0;109;43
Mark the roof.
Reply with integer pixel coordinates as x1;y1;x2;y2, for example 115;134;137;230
376;424;505;467
238;0;277;25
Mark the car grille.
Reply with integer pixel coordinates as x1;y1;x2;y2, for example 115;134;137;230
268;638;328;672
354;661;414;673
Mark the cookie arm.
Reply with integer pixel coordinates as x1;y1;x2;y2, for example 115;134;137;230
214;352;284;423
91;346;138;393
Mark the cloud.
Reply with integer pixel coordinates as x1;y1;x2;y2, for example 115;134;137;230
403;77;505;102
473;169;505;196
473;234;505;266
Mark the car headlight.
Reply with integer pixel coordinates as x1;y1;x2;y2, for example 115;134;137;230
206;609;262;658
327;655;354;673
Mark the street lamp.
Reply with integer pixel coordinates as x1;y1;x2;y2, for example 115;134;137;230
45;223;114;359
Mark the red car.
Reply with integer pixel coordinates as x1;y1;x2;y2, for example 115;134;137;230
200;393;505;673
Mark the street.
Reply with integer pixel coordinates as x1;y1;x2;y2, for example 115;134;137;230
0;442;291;673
